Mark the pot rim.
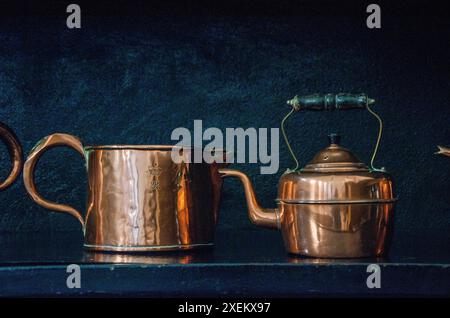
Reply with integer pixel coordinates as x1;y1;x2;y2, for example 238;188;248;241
84;144;228;152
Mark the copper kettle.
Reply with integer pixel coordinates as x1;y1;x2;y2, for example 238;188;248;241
220;94;396;258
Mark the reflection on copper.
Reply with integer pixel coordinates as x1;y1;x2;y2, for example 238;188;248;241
83;251;207;264
287;255;388;264
23;133;226;252
177;163;191;245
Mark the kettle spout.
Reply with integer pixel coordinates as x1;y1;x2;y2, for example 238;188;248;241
219;168;280;229
436;145;450;157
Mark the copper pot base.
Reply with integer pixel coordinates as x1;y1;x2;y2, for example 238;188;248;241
83;242;214;253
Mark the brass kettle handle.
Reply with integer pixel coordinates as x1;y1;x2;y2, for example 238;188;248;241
282;93;383;171
23;133;86;229
0;122;23;190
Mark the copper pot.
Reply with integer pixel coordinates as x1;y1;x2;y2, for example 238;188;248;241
0;122;23;190
23;133;225;252
220;94;397;258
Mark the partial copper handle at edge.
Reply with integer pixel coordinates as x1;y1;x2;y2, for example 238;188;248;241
0;122;23;191
436;145;450;157
23;133;86;229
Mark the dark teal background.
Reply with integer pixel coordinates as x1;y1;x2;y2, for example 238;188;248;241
0;0;449;234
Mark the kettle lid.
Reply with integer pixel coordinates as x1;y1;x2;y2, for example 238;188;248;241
277;133;395;204
301;134;369;172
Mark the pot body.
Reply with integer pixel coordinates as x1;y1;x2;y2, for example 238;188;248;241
23;134;225;252
84;146;223;251
279;202;394;258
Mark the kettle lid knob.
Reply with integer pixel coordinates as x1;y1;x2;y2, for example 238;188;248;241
327;133;341;146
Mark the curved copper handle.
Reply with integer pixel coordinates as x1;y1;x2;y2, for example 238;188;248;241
0;122;23;190
23;133;86;229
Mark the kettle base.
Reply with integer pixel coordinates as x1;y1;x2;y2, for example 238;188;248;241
83;242;214;252
287;250;386;259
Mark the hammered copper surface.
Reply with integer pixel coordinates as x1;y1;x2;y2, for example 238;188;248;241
0;122;23;190
24;133;225;252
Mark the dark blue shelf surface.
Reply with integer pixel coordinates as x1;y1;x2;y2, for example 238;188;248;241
0;218;449;297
